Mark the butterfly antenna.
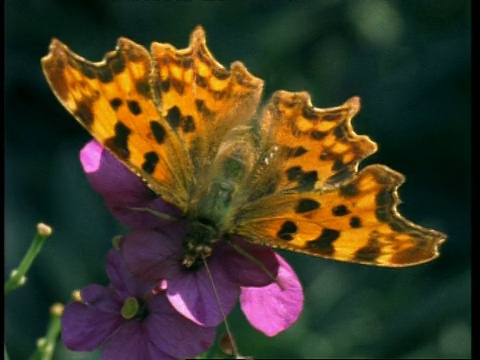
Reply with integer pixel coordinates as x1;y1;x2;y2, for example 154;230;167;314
126;206;178;221
201;253;241;359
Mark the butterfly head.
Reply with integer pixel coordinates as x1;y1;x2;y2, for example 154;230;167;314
182;219;218;269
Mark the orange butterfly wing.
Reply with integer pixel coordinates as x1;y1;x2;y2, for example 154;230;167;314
231;92;445;266
41;27;263;213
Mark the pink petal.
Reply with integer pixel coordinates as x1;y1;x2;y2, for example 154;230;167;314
240;253;303;337
167;258;239;327
80;140;140;195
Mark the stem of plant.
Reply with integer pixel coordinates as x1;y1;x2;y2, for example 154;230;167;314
4;223;53;295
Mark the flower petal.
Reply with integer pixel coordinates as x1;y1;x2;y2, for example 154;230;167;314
218;237;279;287
145;294;216;358
105;249;155;299
240;253;303;337
102;321;175;360
167;258;239;327
62;287;124;350
121;226;186;282
80;140;181;229
80;284;112;303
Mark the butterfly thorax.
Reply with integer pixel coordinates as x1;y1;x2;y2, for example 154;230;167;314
182;181;235;269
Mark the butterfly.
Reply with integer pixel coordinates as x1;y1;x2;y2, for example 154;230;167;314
41;26;445;268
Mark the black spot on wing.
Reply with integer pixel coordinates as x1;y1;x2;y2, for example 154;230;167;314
286;166;318;191
195;99;214;117
325;167;355;187
286;166;302;181
332;205;350;216
333;125;347;140
170;78;185;94
150;121;167;144
307;228;340;256
161;79;170;92
323;113;342;121
76;61;96;79
109;53;126;74
104;121;131;160
332;158;345;172
142;151;159;174
136;80;151;98
96;66;113;83
353;236;381;263
340;182;359;198
286;146;308;158
310;130;327;140
349;216;362;228
277;221;297;241
127;100;142;115
302;106;318;120
109;98;123;111
125;45;144;62
182;115;196;133
74;101;94;128
195;75;208;88
295;199;320;214
212;67;230;80
299;171;318;190
196;48;211;65
166;106;182;129
376;189;393;207
181;57;193;68
375;188;409;232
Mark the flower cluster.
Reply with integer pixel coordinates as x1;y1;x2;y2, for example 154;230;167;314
61;141;304;359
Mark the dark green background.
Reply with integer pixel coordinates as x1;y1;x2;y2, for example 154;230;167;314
5;1;470;359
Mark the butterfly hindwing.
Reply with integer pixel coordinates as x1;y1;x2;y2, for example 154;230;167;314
231;94;445;266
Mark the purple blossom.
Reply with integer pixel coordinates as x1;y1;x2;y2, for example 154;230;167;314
79;140;181;229
79;140;304;338
62;249;216;359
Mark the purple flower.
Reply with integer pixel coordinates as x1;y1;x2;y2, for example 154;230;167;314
62;249;216;359
79;140;304;337
79;140;182;230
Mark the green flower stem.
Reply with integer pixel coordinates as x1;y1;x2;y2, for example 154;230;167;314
4;223;53;295
29;303;63;360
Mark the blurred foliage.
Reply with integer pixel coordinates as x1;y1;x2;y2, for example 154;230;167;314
5;0;470;359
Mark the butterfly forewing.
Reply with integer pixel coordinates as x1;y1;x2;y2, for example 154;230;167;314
41;37;192;210
149;27;263;192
